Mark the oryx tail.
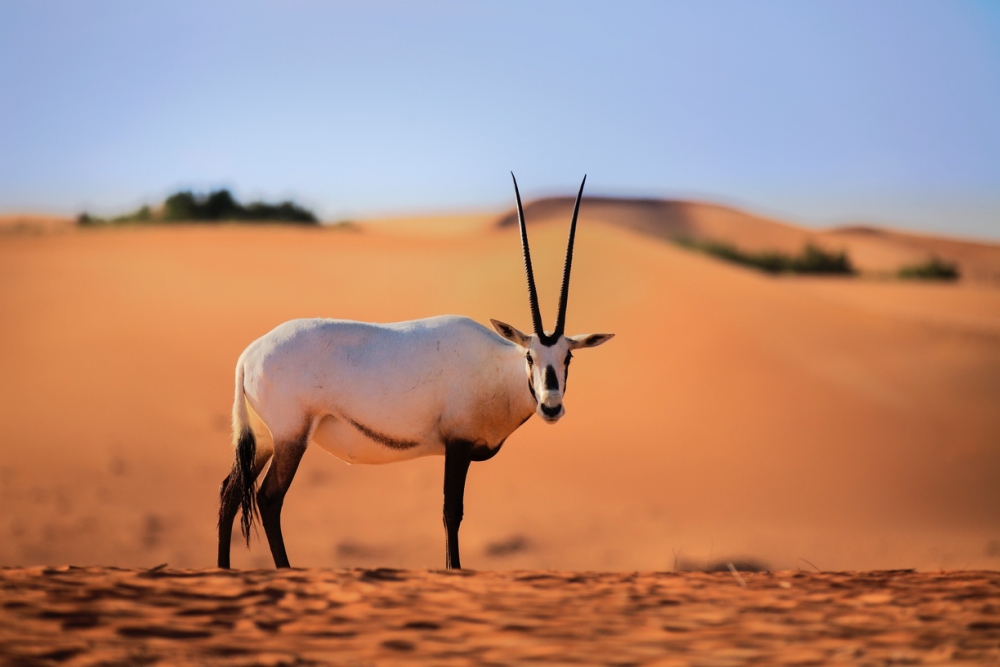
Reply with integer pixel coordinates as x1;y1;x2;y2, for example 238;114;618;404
221;354;258;545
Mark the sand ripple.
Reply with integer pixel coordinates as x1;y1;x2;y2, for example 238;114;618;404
1;567;998;665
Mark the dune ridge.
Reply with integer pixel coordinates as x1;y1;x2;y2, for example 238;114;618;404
496;195;1000;282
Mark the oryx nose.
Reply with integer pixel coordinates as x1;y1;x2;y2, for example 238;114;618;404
541;404;562;418
544;365;559;391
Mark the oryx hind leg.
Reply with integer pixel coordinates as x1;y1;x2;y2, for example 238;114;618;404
257;423;312;568
218;443;273;569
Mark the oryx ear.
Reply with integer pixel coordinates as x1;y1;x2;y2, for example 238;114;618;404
567;333;615;349
490;319;532;347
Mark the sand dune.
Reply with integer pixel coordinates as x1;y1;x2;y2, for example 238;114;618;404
2;566;998;665
0;217;998;573
497;196;1000;283
0;214;74;234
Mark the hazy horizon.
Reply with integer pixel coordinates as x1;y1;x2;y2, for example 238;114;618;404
2;1;998;238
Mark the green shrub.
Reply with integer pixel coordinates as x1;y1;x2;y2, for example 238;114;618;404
790;244;853;274
83;189;318;226
162;189;317;223
674;237;854;275
112;205;152;223
77;205;152;226
898;256;959;281
162;191;198;221
240;200;317;223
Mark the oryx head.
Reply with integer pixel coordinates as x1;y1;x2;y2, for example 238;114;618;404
491;173;615;424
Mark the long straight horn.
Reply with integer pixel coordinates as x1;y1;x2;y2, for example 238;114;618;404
512;172;545;337
554;174;586;338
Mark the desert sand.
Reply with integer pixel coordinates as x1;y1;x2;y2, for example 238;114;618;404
1;566;998;665
0;204;999;578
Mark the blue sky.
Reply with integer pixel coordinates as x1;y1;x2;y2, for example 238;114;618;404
1;1;998;237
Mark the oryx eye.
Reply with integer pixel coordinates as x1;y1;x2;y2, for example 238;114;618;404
526;354;534;367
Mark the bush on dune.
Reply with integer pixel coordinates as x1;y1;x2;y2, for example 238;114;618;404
791;244;854;274
79;189;318;226
162;189;317;223
898;256;959;281
674;237;855;275
78;205;152;226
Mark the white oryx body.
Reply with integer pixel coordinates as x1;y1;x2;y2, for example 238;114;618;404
218;174;613;571
237;315;536;466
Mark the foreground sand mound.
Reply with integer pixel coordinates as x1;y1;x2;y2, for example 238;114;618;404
1;567;998;665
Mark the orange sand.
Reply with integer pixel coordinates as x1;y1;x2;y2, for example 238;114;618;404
1;567;998;665
0;212;999;572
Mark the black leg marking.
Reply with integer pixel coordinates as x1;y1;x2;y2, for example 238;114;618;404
217;472;239;569
470;440;504;462
443;441;472;570
257;434;309;569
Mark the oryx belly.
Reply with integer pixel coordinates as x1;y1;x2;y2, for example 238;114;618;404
310;414;444;465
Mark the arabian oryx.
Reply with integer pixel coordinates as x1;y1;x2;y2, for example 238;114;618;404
217;174;614;570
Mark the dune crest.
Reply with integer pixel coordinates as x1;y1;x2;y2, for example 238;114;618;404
496;195;1000;283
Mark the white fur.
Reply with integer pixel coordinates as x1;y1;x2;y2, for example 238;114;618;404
233;316;538;465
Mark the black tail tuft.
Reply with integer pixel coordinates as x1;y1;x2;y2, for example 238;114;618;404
229;427;258;545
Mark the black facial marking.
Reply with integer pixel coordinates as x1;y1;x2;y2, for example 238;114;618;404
349;418;420;450
539;334;558;347
541;404;561;418
544;365;559;391
527;379;536;400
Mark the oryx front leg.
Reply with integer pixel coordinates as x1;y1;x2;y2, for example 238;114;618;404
257;432;309;569
443;441;472;570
